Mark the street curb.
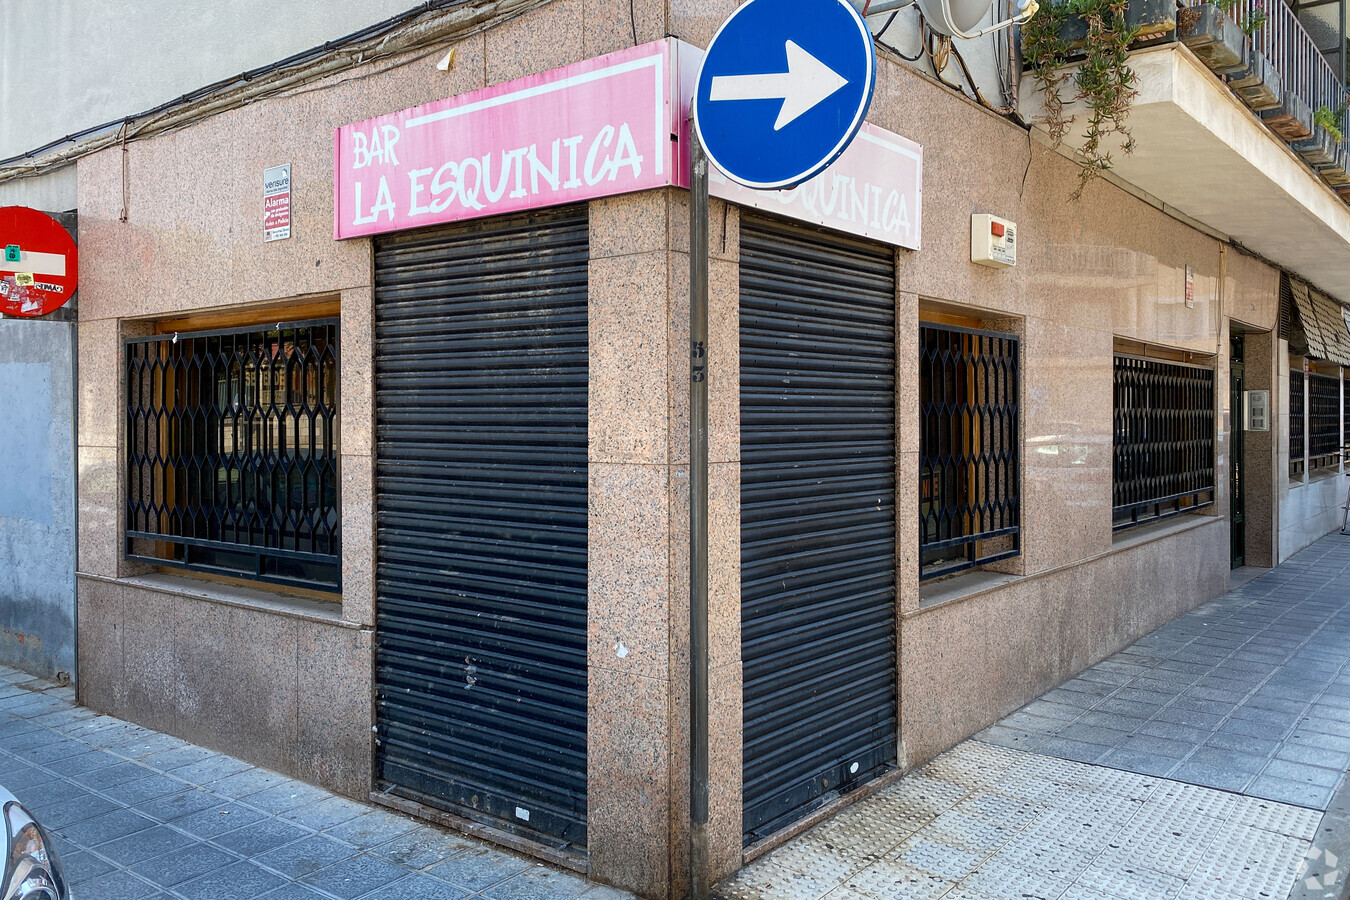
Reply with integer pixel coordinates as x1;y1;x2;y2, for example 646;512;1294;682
1289;770;1350;900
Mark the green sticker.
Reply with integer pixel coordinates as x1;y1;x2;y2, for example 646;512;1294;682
3;245;18;263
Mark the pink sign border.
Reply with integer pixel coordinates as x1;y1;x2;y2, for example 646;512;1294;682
333;39;678;240
332;38;923;248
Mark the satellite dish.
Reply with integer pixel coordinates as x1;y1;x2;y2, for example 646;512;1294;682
914;0;1039;39
916;0;992;36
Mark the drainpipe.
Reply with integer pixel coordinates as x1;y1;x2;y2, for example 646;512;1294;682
689;132;712;900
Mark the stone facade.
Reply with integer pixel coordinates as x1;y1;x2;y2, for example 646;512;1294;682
67;2;1326;897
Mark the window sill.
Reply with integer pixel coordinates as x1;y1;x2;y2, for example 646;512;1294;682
906;515;1220;618
77;571;359;629
1111;513;1213;551
916;569;1022;613
1306;466;1345;485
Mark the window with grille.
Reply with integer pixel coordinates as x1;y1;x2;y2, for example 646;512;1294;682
1112;354;1215;530
125;319;341;590
1290;370;1305;478
1308;373;1342;470
918;323;1020;579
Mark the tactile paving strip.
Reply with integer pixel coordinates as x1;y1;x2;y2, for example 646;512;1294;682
839;859;953;900
1184;824;1308;899
1227;794;1323;840
923;743;1024;790
855;775;965;827
1071;765;1158;800
716;859;840;900
923;809;1015;855
1092;832;1211;881
1072;859;1187;899
952;791;1041;831
1144;781;1240;822
716;743;1322;900
888;834;985;881
997;830;1101;879
957;855;1072;899
995;747;1086;788
799;808;908;868
765;840;864;885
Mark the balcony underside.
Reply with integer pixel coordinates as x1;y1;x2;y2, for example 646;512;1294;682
1020;43;1350;301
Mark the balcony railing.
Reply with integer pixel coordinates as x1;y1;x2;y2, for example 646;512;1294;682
1232;0;1346;134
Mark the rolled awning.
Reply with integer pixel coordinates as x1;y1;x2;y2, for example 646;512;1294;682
1288;276;1350;366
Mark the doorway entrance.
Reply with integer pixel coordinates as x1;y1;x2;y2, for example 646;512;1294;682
1230;334;1246;569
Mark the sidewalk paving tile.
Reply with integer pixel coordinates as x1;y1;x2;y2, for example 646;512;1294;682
177;860;291;900
126;842;237;888
297;853;410;898
251;833;358;879
368;825;478;869
715;534;1350;900
212;815;312;855
428;845;535;891
6;538;1350;900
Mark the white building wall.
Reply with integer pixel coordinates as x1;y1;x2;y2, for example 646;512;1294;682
0;0;419;164
1278;349;1348;561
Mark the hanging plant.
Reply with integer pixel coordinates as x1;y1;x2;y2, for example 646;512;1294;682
1236;0;1267;36
1314;104;1345;143
1023;0;1141;198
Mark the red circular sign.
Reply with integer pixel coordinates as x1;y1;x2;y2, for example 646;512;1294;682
0;206;79;318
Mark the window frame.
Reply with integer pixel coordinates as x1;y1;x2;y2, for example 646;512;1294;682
1306;371;1342;471
123;317;342;592
1290;367;1306;479
917;322;1021;580
1111;351;1216;531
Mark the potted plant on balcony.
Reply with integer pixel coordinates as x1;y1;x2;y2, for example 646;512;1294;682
1225;3;1282;110
1178;0;1250;75
1023;0;1141;197
1319;143;1350;188
1296;105;1344;166
1262;90;1315;141
1231;51;1282;109
1056;0;1177;48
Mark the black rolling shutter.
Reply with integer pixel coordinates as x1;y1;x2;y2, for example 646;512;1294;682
373;207;589;849
739;215;898;843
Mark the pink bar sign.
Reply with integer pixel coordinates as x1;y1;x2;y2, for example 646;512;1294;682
707;124;922;250
334;40;677;239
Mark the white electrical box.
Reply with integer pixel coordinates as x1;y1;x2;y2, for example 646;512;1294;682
1245;389;1270;432
971;214;1016;268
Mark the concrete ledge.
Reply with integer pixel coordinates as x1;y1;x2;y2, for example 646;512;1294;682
1110;512;1214;552
918;570;1022;612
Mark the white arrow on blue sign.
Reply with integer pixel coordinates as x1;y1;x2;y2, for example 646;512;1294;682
693;0;877;190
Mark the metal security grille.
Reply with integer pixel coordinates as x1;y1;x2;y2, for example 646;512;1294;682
1291;370;1306;477
740;215;896;843
125;321;340;589
373;207;588;849
1308;373;1342;468
918;324;1020;579
1112;354;1216;529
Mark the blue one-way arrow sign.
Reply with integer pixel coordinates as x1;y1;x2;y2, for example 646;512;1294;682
693;0;876;190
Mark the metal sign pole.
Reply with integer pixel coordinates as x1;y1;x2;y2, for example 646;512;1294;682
689;131;712;900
